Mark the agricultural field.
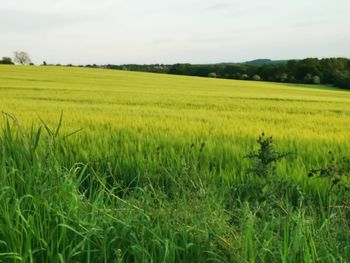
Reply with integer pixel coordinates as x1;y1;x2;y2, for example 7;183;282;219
1;65;350;262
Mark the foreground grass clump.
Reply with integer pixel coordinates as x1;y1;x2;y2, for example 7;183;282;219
0;120;234;262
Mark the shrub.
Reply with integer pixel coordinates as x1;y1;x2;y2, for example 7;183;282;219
208;72;217;78
308;152;350;193
252;74;261;81
0;57;14;64
313;75;321;84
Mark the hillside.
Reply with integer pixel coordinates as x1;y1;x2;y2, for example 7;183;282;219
1;65;349;142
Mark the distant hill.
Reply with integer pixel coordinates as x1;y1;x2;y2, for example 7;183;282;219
243;59;288;65
215;59;289;66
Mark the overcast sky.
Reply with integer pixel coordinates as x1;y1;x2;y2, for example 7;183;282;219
1;0;349;64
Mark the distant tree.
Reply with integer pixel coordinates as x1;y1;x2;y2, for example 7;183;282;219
241;74;249;80
43;61;47;66
259;65;277;81
295;59;321;80
304;73;313;84
252;74;261;81
14;51;32;65
333;71;350;89
208;72;217;78
168;64;191;75
313;75;321;84
288;75;297;83
0;57;14;64
232;72;242;79
279;73;288;82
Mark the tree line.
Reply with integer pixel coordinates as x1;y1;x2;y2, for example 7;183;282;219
1;53;349;89
104;58;350;89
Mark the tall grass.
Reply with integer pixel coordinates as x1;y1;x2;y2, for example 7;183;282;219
0;117;350;262
0;118;234;262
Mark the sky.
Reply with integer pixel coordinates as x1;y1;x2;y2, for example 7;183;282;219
1;0;349;65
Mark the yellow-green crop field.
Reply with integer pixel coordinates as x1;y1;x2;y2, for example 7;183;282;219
1;65;350;142
1;65;350;262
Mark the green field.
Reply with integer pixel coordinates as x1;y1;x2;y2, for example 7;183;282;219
1;65;350;262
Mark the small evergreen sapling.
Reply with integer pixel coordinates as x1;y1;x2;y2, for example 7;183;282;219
245;133;290;178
